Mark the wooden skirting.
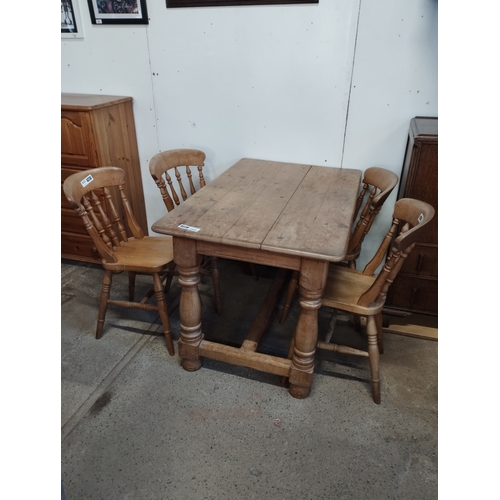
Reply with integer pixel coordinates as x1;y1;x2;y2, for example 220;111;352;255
383;313;438;341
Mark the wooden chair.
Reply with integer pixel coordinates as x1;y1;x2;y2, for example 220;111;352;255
149;149;222;314
279;167;399;324
63;166;175;356
286;198;435;404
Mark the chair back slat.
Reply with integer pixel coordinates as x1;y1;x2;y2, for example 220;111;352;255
347;167;399;257
360;186;377;220
91;189;120;247
63;166;144;263
76;194;116;262
197;166;206;188
103;186;128;243
362;218;399;276
186;166;195;196
354;183;368;217
82;194;113;250
357;198;435;307
174;166;188;203
118;183;144;237
160;171;177;211
349;186;377;254
358;242;412;307
149;149;207;213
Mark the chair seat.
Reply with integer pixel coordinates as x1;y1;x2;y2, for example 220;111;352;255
104;236;174;273
322;264;380;316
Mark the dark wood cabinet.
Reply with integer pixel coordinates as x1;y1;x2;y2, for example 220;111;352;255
386;117;438;316
61;94;148;264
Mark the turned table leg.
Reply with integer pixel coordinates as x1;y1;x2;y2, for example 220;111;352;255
174;238;203;371
288;259;328;399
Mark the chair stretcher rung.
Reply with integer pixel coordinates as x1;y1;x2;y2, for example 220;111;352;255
107;299;158;312
242;268;289;351
317;341;368;357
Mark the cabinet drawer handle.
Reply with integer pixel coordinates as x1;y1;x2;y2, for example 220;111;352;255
417;254;424;273
410;287;418;308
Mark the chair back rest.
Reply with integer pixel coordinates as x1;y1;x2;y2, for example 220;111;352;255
357;198;435;307
347;167;399;256
63;166;144;263
149;149;207;212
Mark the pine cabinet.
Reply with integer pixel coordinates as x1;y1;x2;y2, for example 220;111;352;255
386;117;438;316
61;93;148;264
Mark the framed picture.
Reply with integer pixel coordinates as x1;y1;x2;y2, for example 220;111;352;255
167;0;318;7
87;0;149;25
62;0;84;38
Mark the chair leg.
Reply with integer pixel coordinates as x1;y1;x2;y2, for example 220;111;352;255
366;315;381;404
279;270;299;324
280;335;296;385
96;269;113;339
375;312;384;354
323;309;338;344
153;273;175;356
128;272;136;301
164;262;176;294
210;256;222;314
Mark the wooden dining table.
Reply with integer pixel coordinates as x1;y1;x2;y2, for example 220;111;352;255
152;158;362;398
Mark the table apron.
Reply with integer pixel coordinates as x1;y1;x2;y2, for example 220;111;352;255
197;241;301;271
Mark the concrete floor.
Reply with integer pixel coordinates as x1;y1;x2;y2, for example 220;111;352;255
61;257;438;500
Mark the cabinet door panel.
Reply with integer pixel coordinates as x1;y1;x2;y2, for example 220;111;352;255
61;112;97;167
61;166;88;209
402;141;438;243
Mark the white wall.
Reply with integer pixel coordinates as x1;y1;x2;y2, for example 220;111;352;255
61;0;437;268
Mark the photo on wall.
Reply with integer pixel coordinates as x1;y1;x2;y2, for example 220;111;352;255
87;0;149;24
61;0;84;38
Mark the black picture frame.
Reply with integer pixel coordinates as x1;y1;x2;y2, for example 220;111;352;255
88;0;149;25
62;0;84;38
167;0;318;7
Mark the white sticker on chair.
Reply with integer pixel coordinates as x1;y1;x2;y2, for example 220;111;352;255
178;224;201;232
418;213;424;223
80;175;94;187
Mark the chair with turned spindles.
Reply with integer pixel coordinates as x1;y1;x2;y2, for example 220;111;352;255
285;198;435;403
149;149;223;314
63;166;176;356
